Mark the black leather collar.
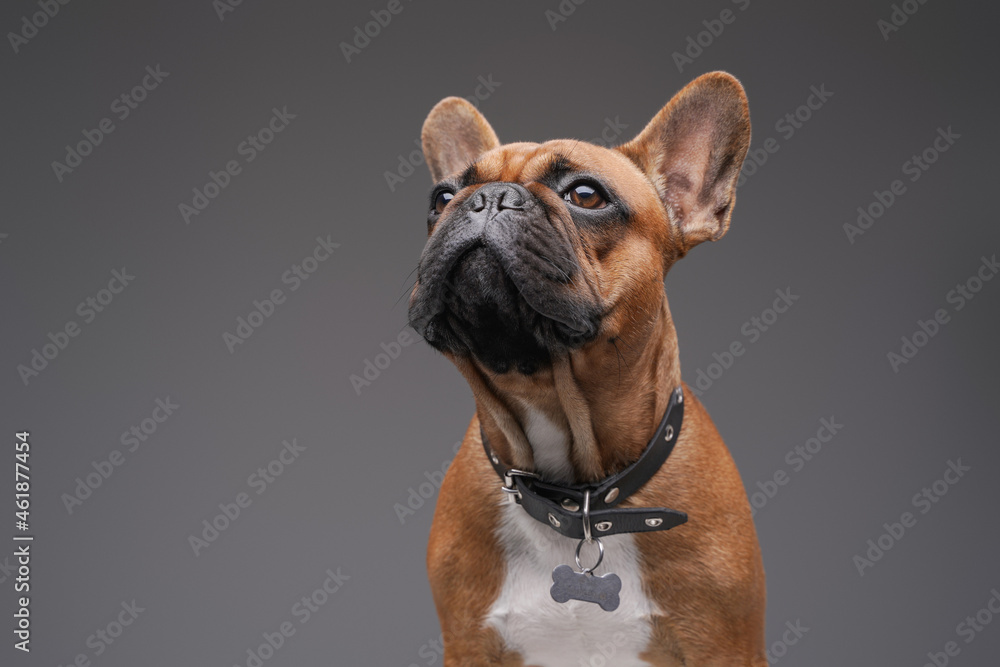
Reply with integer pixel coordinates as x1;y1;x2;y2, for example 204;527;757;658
481;386;688;540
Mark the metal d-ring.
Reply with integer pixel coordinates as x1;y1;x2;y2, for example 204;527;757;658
582;490;592;542
575;536;605;574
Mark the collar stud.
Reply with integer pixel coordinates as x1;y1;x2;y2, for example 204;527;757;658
561;498;580;512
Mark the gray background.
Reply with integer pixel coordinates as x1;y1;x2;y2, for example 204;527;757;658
2;0;998;665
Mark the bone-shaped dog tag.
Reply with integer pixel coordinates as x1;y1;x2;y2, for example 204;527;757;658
550;564;622;611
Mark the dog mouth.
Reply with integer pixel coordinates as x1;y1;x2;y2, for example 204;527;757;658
409;194;601;374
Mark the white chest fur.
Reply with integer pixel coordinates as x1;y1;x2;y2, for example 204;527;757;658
486;503;657;666
519;406;574;482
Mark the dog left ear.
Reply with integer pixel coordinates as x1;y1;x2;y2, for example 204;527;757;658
422;97;501;183
618;71;750;253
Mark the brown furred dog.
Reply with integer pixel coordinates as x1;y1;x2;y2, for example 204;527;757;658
409;71;766;666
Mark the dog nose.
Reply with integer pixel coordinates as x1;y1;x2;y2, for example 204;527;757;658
470;182;530;214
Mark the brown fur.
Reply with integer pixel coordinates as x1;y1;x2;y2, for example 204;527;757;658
417;72;766;665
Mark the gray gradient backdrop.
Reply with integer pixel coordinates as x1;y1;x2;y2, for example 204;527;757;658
2;0;999;665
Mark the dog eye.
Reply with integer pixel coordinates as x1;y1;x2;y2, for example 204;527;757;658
433;191;454;214
564;183;606;209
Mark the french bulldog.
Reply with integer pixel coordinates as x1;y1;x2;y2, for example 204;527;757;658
408;71;766;666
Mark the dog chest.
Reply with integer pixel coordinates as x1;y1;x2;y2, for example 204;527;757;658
485;503;656;666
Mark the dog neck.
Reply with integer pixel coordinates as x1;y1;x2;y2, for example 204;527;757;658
456;295;682;484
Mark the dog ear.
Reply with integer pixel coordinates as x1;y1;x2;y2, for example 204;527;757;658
422;97;501;183
618;71;750;253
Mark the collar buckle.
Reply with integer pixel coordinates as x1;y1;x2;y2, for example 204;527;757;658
501;469;538;503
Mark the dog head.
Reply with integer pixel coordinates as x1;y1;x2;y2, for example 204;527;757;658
408;72;750;377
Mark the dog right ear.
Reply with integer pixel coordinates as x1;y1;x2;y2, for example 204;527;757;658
422;97;501;183
618;71;751;254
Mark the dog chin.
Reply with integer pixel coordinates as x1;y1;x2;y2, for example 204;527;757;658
411;246;600;375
